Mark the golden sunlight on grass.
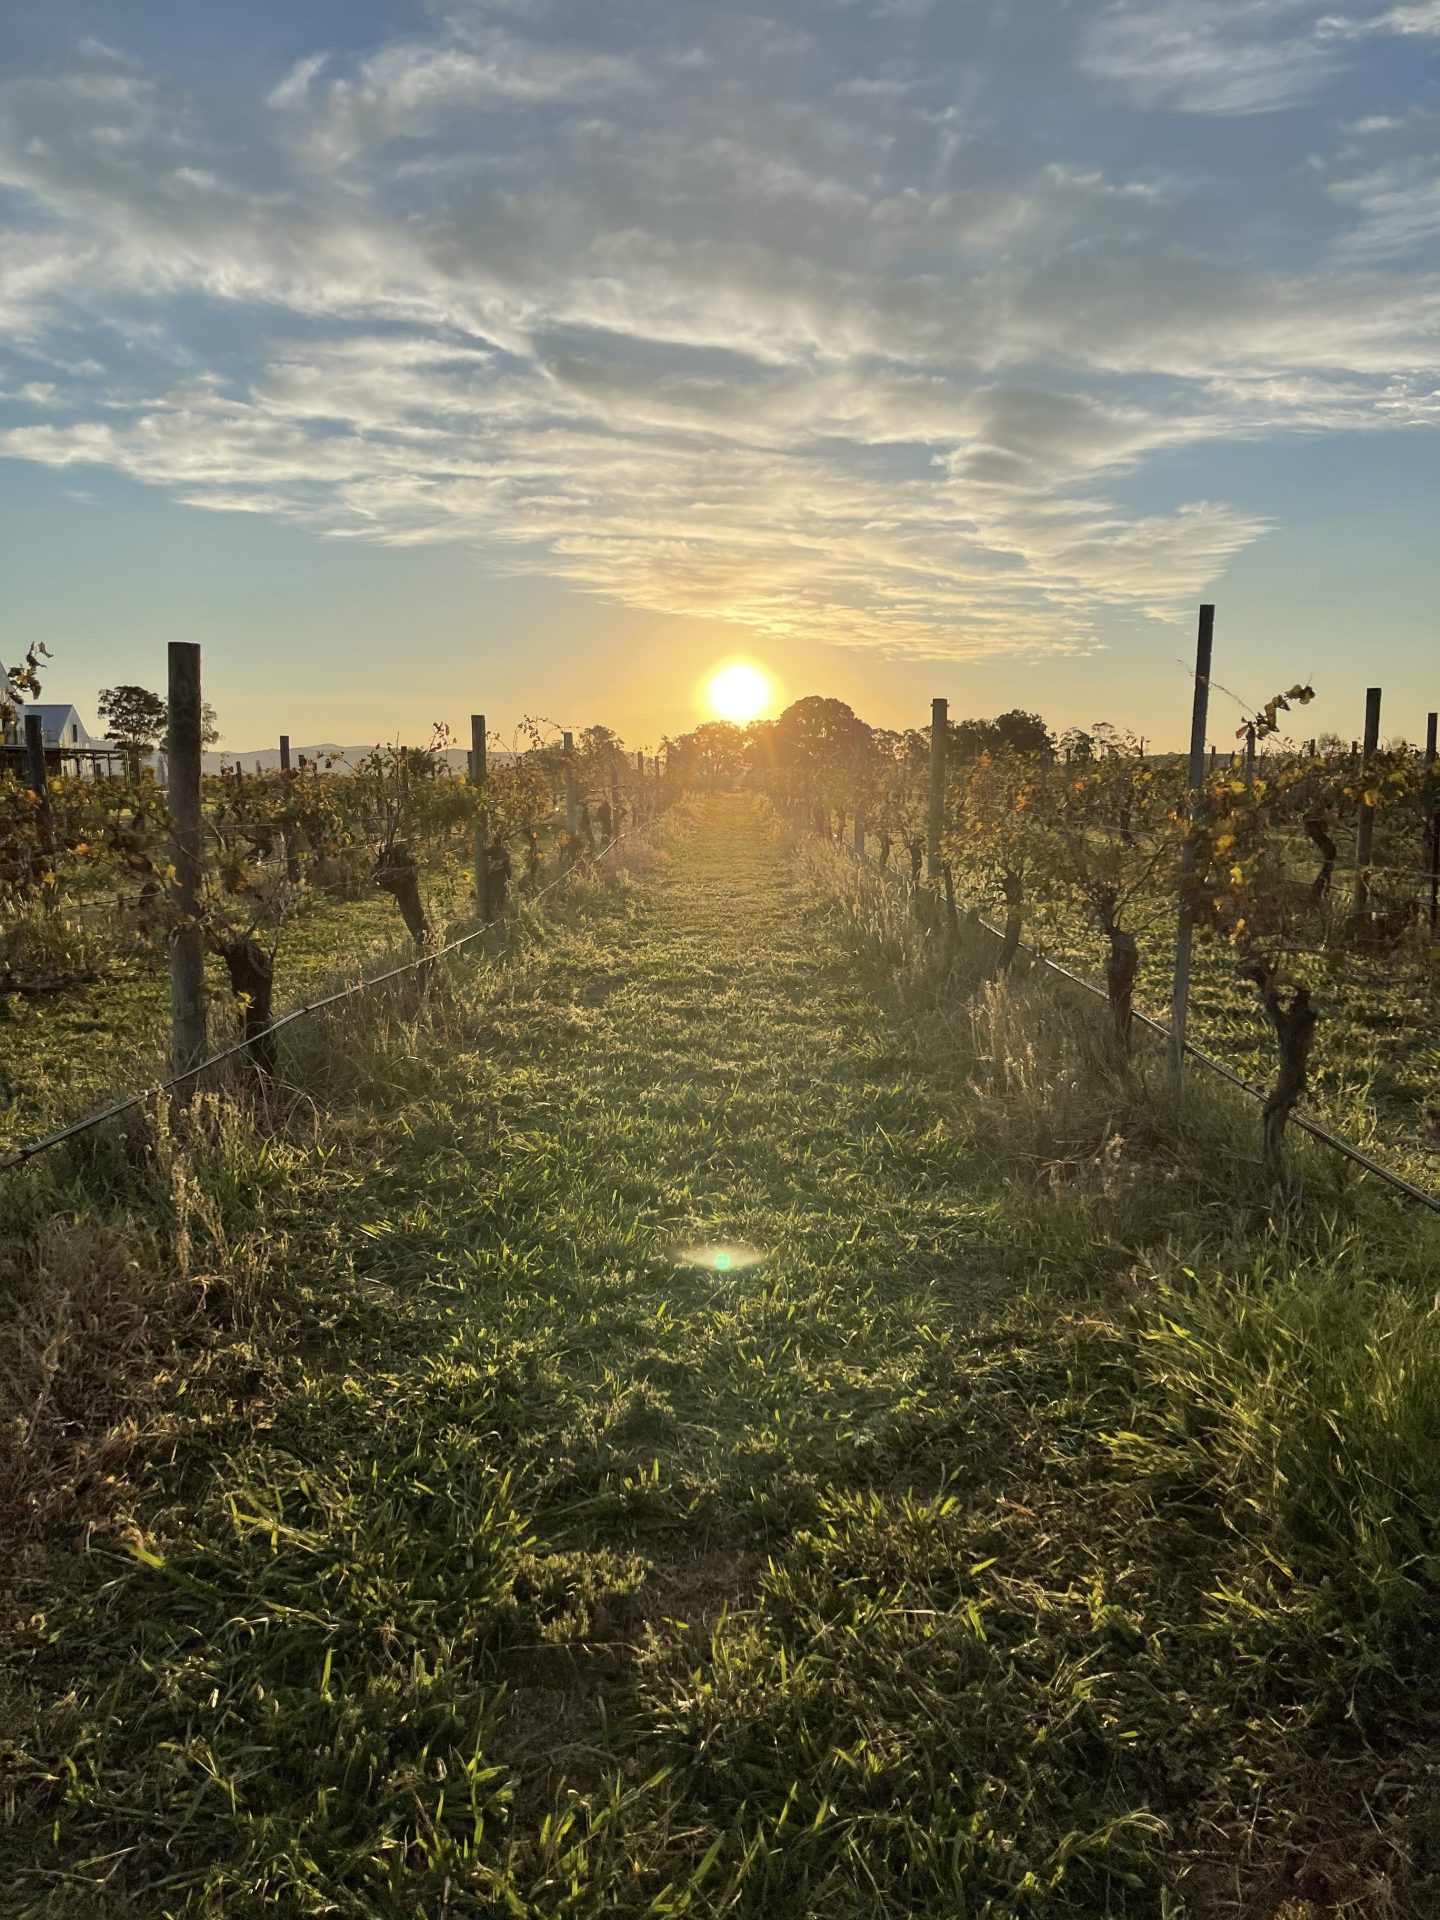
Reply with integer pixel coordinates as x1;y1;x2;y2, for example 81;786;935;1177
703;659;775;724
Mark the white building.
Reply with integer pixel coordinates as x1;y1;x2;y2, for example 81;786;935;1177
1;673;121;773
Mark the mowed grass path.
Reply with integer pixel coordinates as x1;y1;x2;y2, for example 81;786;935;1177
6;796;1437;1917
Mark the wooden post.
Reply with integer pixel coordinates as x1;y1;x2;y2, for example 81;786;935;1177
168;641;207;1089
470;712;488;920
1244;723;1256;787
1168;605;1215;1101
609;766;622;842
1208;744;1216;775
1425;711;1437;938
1353;686;1382;917
22;712;54;862
563;731;579;835
854;811;865;861
927;697;947;882
279;733;291;773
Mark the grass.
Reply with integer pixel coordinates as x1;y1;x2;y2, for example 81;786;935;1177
1;794;1438;1917
0;858;477;1154
1009;871;1438;1189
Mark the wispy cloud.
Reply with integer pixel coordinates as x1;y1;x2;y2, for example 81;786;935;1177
0;3;1435;660
1080;0;1340;113
1320;0;1440;35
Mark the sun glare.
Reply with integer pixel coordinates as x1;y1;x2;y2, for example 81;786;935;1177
705;661;773;724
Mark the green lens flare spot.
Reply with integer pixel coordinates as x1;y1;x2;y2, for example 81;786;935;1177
672;1242;766;1273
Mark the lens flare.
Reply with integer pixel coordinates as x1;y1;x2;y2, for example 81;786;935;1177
672;1241;767;1274
704;661;773;724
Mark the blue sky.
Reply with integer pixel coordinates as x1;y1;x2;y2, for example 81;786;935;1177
2;0;1438;751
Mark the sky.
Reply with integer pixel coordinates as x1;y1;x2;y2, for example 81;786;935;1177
1;0;1438;753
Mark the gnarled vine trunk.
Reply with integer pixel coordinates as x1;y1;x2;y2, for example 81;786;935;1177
219;934;276;1077
487;841;512;914
1240;957;1319;1192
995;872;1023;974
374;842;431;951
1096;890;1138;1052
941;862;961;942
1303;811;1337;900
561;807;596;873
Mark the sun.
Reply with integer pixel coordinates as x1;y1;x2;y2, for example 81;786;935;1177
705;661;774;724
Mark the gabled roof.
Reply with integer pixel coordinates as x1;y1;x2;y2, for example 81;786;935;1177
1;695;106;748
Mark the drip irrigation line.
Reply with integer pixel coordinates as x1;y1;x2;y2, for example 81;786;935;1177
835;837;1440;1216
0;814;666;1175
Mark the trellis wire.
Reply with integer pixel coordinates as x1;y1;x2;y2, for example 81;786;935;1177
0;816;661;1174
834;831;1440;1216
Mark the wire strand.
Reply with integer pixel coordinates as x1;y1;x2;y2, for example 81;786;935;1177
0;816;665;1173
838;838;1440;1215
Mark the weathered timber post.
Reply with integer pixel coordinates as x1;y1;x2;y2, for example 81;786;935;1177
279;734;291;773
1168;605;1214;1102
563;731;579;836
168;641;207;1090
470;712;488;921
1425;711;1438;938
1353;686;1382;918
22;712;54;870
609;766;622;843
1244;723;1256;787
927;697;947;883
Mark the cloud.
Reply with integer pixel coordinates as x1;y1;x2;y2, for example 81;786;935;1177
267;53;331;111
1329;161;1440;254
1080;1;1341;113
285;31;645;165
1320;0;1440;34
0;4;1435;661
